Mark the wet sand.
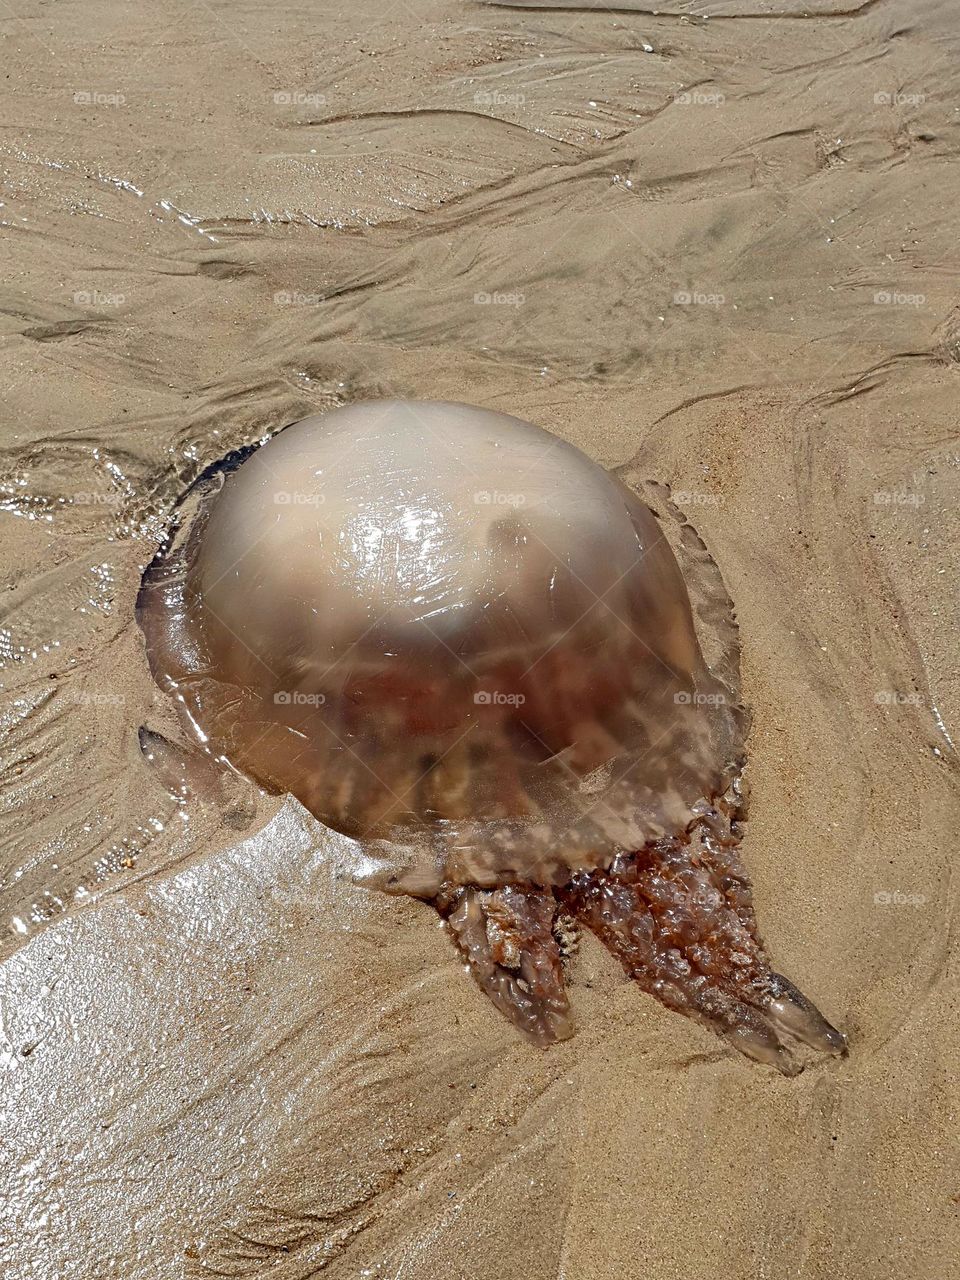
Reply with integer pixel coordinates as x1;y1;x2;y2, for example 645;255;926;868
1;0;959;1276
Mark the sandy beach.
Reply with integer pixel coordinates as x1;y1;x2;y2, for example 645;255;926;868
1;0;958;1276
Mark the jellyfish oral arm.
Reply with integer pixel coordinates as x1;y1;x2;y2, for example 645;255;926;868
438;883;573;1045
437;815;846;1074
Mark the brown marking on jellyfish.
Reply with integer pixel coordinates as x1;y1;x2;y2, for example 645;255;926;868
138;401;845;1073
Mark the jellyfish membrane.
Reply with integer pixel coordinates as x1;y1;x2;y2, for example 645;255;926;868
139;402;845;1068
139;400;745;893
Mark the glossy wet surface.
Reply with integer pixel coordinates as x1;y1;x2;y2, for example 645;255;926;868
138;401;746;886
136;401;844;1065
2;0;960;1277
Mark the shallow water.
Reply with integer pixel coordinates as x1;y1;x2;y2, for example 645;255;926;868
2;0;959;1276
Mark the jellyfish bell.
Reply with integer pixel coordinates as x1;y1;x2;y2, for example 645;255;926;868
139;400;743;892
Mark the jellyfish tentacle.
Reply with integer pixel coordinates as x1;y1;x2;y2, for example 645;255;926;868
437;883;573;1045
767;972;847;1056
559;840;844;1073
558;862;794;1070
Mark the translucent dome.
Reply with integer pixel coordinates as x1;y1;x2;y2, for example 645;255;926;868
139;401;746;894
